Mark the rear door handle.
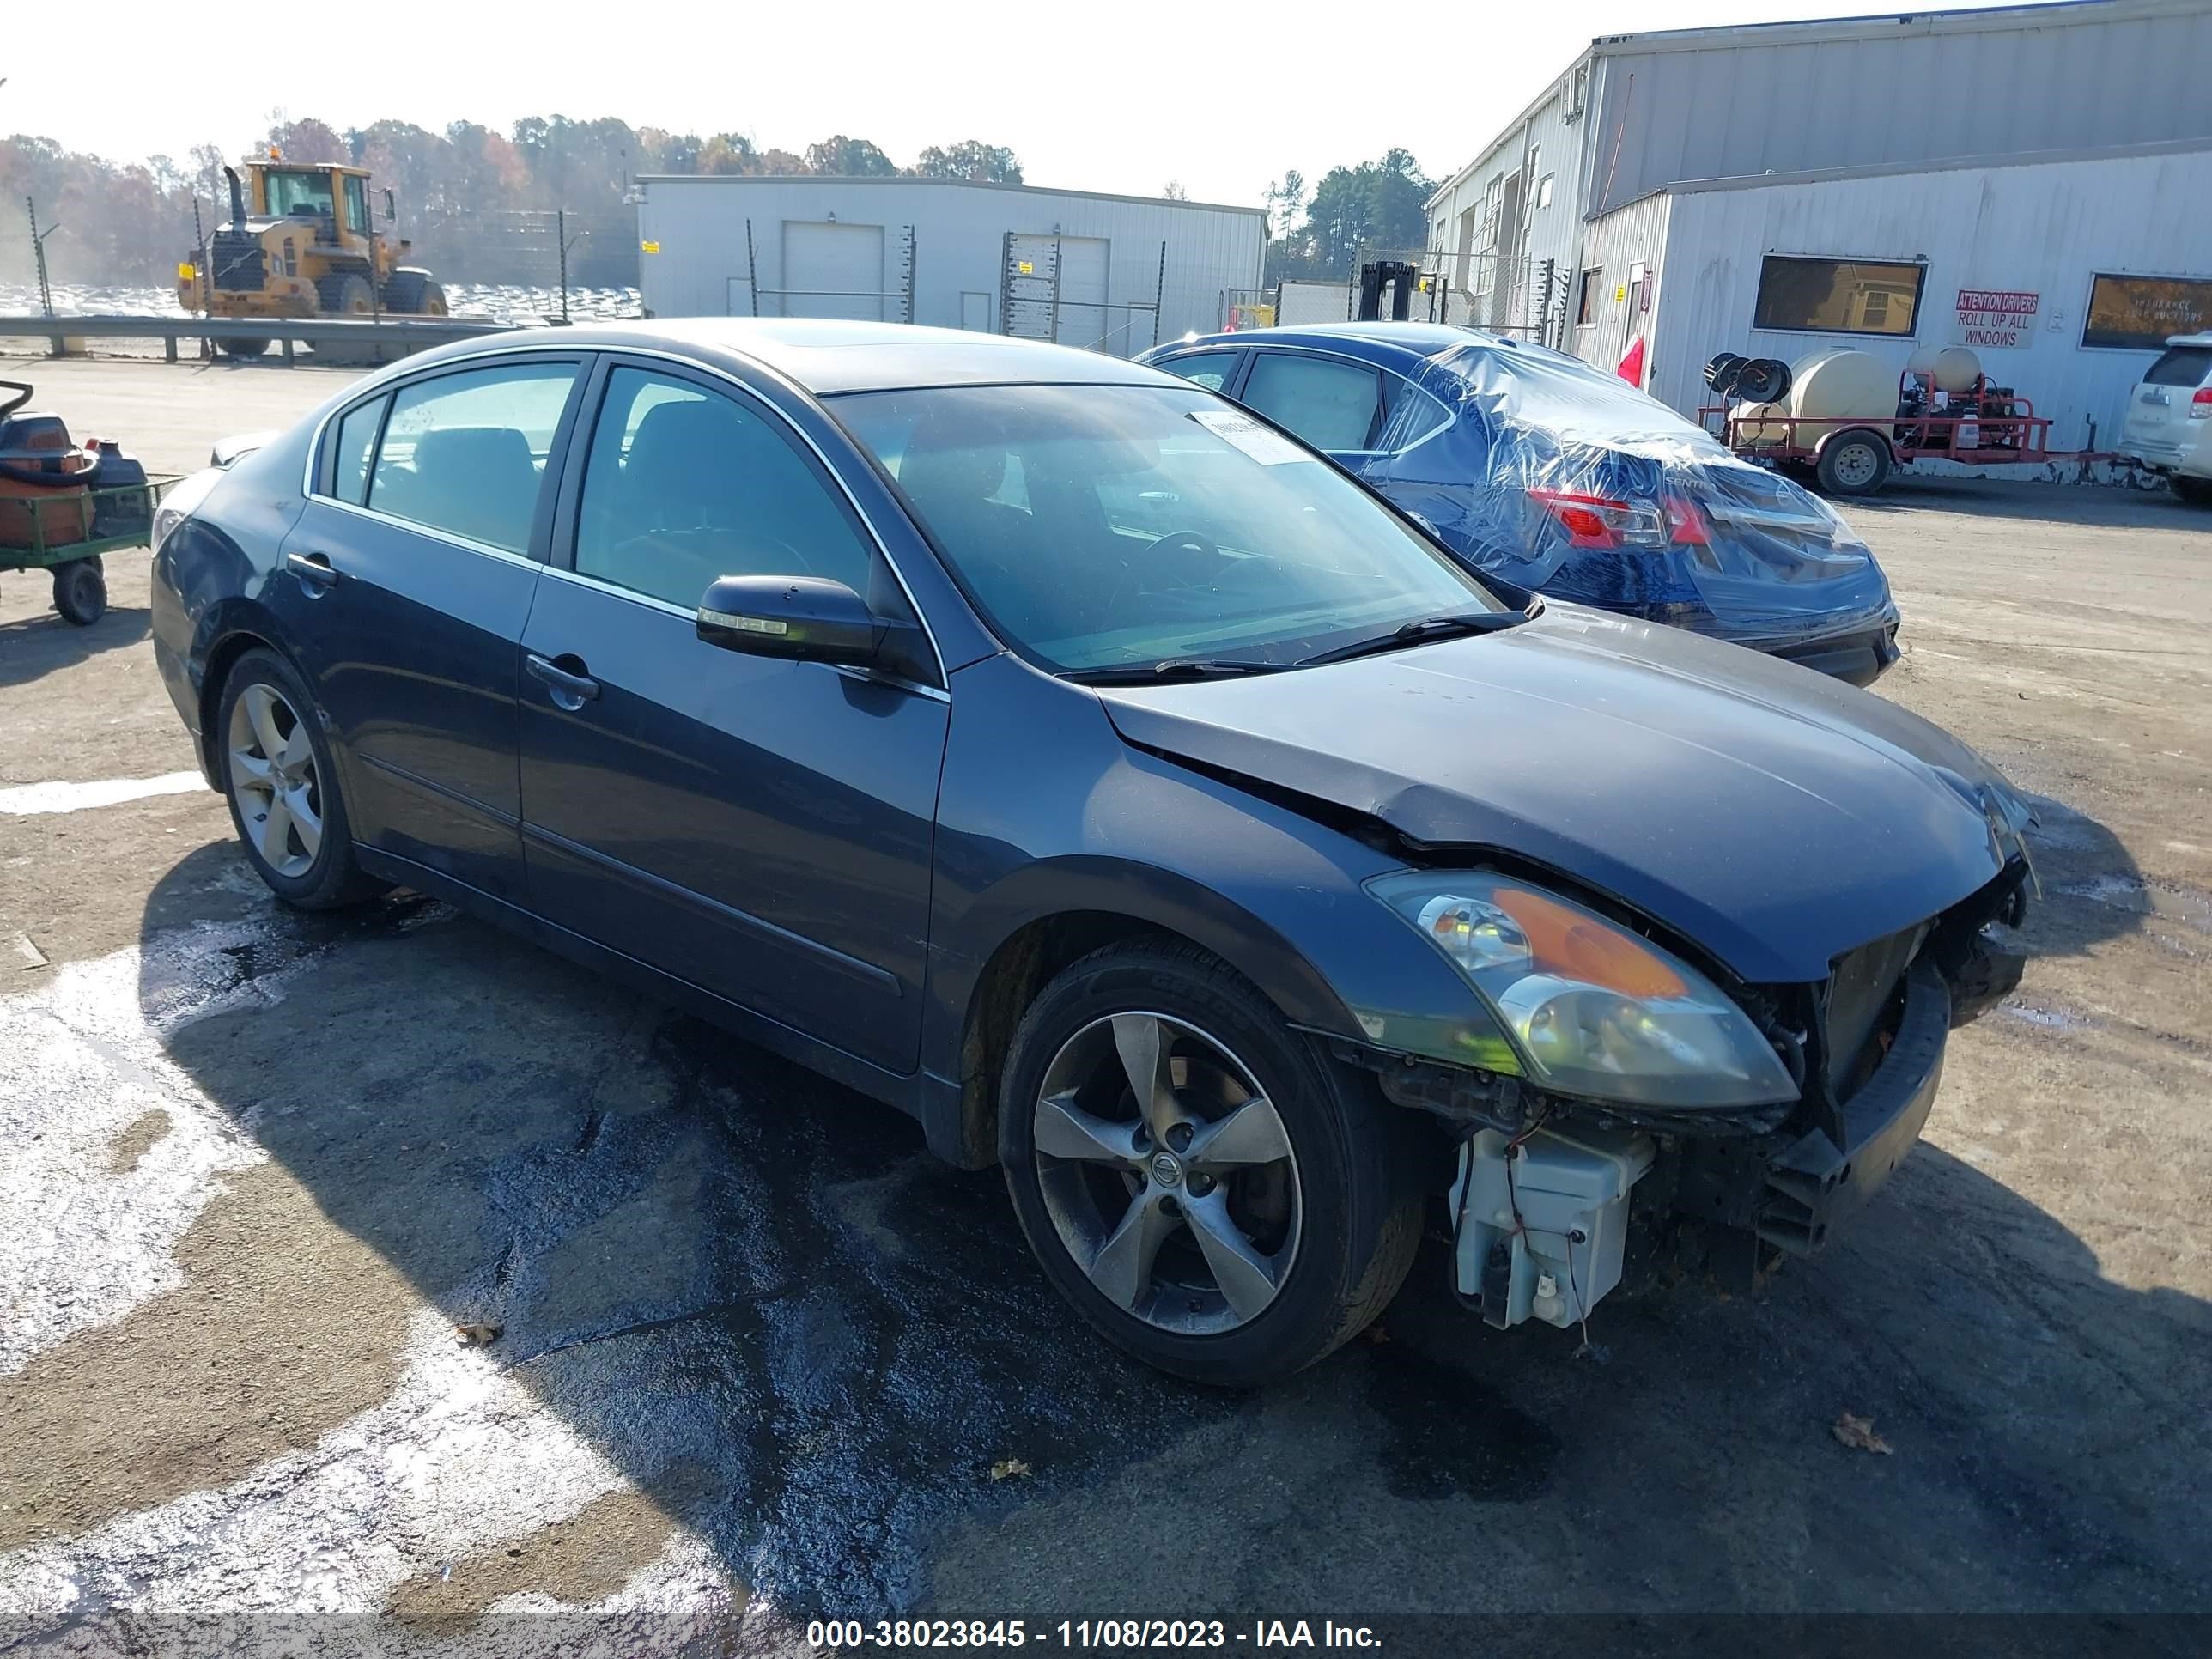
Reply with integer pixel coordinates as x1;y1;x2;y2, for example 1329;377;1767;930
526;652;599;709
286;550;337;592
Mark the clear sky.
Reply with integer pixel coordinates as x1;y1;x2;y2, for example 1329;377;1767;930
5;0;2036;208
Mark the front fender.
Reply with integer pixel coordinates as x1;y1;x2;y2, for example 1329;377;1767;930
921;655;1512;1121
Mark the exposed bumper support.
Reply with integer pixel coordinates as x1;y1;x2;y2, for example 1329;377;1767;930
1755;960;1948;1255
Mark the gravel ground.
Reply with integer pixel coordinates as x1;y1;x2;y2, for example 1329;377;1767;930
1;356;2207;1656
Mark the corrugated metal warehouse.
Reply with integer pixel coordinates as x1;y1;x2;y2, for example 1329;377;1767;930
1424;0;2212;348
634;176;1266;356
1581;139;2212;447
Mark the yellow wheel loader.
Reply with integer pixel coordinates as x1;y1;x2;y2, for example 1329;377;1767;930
177;155;447;364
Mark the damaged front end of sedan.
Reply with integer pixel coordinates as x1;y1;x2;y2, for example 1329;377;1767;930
1332;848;2033;1336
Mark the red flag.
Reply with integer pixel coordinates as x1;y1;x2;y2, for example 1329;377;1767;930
1617;335;1646;386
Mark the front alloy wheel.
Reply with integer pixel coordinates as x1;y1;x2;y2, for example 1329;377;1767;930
1033;1012;1301;1335
1000;941;1424;1388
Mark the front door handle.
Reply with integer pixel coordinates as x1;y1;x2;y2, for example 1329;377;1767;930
526;652;599;710
286;550;337;593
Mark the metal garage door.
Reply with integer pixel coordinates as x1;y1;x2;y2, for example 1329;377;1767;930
1054;237;1109;349
782;222;884;320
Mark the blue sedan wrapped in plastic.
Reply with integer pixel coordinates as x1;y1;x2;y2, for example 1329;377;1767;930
1143;324;1902;684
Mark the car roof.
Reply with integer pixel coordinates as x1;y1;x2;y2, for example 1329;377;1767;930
2158;331;2212;349
1157;321;1522;370
406;317;1180;396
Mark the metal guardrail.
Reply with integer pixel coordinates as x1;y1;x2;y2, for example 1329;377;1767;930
0;313;525;364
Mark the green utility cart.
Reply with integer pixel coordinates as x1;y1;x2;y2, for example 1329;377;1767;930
0;474;181;626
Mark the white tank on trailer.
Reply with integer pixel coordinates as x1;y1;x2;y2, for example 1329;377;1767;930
1929;345;1983;392
1787;349;1895;443
1733;400;1791;446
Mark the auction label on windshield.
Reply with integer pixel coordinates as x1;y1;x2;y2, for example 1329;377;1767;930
1188;409;1308;465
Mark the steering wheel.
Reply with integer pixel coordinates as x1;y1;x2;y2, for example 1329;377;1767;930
1147;528;1224;568
1091;526;1229;633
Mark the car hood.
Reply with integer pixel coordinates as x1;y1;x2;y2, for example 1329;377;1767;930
1095;605;2025;984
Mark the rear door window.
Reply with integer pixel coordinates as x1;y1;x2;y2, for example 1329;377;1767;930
1241;352;1383;452
1379;374;1453;451
1152;349;1243;392
2143;346;2212;387
328;395;386;507
368;362;579;555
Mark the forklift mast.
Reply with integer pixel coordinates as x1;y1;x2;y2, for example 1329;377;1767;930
1357;261;1419;323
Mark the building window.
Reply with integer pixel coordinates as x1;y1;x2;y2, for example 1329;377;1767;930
1537;174;1554;210
1577;268;1601;327
1753;254;1926;337
2081;273;2212;350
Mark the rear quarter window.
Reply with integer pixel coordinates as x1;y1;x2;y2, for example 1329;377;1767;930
2143;346;2212;388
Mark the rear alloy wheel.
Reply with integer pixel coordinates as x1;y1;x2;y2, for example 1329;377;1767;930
1001;942;1424;1387
1817;430;1892;496
217;649;380;908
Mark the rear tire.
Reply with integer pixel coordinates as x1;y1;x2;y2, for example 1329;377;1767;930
316;273;376;317
1000;939;1425;1388
1816;429;1892;496
314;275;381;366
2173;476;2212;507
216;337;271;361
51;557;106;626
216;648;383;909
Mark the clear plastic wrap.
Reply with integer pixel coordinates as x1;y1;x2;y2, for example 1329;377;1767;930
1364;338;1898;651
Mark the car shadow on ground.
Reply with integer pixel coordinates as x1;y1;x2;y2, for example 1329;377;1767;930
75;821;2212;1626
0;602;149;688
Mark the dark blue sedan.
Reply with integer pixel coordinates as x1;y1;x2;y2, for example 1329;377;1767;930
151;320;2031;1386
1143;324;1902;684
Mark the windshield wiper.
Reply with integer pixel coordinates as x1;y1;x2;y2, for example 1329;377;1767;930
1297;608;1534;667
1063;659;1298;685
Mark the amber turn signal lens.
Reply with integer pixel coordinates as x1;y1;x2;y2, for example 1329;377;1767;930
1492;886;1687;1000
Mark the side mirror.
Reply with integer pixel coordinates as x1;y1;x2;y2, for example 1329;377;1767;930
697;574;896;670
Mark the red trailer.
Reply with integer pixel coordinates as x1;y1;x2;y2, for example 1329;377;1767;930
1700;370;2097;497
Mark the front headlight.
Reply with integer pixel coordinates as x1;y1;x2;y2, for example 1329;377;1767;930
1367;872;1797;1109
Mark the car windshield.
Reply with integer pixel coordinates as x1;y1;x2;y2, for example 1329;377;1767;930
832;384;1502;673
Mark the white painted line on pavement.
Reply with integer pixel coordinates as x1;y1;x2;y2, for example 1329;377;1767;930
0;772;206;817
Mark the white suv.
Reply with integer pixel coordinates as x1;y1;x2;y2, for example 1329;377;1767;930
2120;332;2212;505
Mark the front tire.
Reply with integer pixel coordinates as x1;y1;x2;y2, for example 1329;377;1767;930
216;649;381;909
1000;941;1423;1388
2173;476;2212;507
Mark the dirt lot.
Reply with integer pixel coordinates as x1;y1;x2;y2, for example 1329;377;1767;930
2;356;2208;1654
